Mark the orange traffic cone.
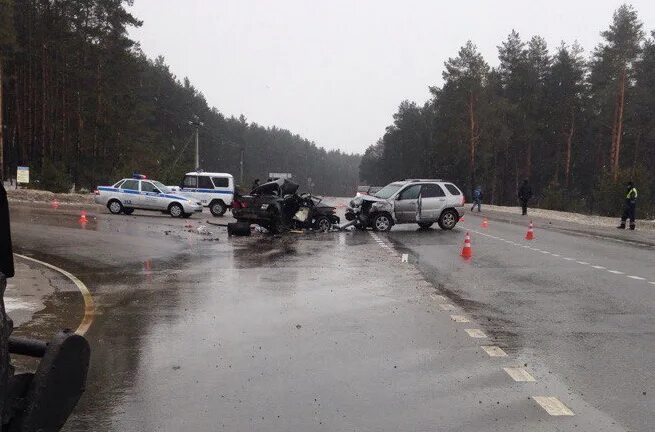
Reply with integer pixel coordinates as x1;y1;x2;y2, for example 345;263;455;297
461;232;472;259
51;199;60;209
481;218;489;228
525;221;534;240
79;210;88;223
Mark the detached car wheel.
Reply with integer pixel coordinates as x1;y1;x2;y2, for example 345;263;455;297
373;213;392;232
227;222;251;236
210;201;227;217
315;216;332;232
108;200;123;215
438;209;458;230
169;203;184;218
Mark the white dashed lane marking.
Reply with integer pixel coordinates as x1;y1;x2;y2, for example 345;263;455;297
464;328;487;338
439;303;457;311
450;315;470;323
468;227;655;286
481;346;508;357
532;396;575;416
504;367;536;382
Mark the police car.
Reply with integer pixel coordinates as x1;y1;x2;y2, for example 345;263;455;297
169;172;235;216
94;174;203;218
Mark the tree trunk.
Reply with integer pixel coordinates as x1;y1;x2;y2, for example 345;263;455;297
41;43;47;170
564;109;574;187
613;68;626;181
632;132;640;177
468;92;476;188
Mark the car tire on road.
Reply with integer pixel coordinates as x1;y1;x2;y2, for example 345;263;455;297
108;199;123;215
372;213;392;232
168;203;184;218
437;209;458;230
418;222;433;229
315;216;332;232
123;208;134;215
209;201;227;217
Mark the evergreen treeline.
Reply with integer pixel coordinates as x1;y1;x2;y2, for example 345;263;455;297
361;5;655;216
0;1;360;196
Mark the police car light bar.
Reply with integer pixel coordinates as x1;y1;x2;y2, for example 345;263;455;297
132;173;147;179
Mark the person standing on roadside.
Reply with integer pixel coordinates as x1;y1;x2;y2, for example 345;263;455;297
0;182;14;278
471;186;482;212
617;181;638;230
518;179;532;216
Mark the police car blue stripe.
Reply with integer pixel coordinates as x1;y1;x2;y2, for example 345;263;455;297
182;188;233;195
98;186;188;201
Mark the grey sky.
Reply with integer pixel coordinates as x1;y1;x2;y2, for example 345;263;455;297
129;1;655;154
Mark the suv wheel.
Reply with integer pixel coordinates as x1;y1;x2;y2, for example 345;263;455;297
210;200;227;217
108;200;123;215
373;213;392;232
438;209;458;230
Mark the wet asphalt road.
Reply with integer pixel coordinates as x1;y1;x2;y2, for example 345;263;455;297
7;203;652;431
389;212;655;432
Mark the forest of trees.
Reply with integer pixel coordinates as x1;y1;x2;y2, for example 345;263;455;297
361;5;655;216
0;0;360;196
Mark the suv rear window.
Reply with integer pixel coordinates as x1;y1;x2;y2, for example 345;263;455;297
183;175;197;188
198;176;214;189
212;177;229;188
445;184;461;195
421;184;445;198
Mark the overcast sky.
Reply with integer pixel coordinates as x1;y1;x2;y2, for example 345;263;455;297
128;1;655;155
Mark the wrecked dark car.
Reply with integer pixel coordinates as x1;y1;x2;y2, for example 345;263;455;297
231;178;340;235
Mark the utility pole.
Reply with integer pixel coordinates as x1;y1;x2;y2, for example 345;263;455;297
189;115;203;171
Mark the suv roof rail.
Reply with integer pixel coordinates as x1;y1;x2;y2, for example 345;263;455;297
405;178;443;182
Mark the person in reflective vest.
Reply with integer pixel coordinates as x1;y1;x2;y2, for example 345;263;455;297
617;181;638;230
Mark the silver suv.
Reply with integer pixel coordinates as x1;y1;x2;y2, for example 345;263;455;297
345;179;464;231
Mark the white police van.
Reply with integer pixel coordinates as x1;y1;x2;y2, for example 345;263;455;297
170;172;235;216
95;174;203;218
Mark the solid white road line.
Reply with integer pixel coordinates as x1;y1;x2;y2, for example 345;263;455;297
15;253;95;336
532;396;575;416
